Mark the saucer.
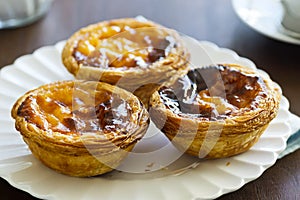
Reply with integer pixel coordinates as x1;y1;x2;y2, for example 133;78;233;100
232;0;300;45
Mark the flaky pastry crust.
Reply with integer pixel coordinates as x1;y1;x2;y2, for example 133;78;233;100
62;18;190;107
11;81;149;177
149;64;281;159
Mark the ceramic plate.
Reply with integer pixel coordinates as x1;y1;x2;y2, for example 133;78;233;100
232;0;300;45
0;37;294;200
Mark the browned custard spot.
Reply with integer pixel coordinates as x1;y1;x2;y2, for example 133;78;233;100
159;65;266;120
17;83;133;136
73;23;176;69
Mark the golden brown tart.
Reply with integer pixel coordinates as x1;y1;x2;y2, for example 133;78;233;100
11;80;149;177
62;18;189;107
149;64;281;159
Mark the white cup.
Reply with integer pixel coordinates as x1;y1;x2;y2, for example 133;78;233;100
281;0;300;37
0;0;53;29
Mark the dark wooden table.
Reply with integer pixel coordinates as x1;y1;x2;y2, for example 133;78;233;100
0;0;299;199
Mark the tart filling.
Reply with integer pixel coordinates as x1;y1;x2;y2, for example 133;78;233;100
12;81;149;177
158;64;267;120
63;18;186;74
73;25;176;70
17;82;134;138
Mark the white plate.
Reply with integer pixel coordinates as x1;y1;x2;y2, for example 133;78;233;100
0;37;294;200
232;0;300;45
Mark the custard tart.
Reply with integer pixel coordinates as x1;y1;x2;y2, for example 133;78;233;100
62;18;189;107
149;64;281;159
11;81;149;177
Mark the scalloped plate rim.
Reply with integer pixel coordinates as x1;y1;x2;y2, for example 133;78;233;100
0;38;293;200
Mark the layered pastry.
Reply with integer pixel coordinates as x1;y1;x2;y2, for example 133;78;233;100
11;81;149;177
149;64;281;159
62;18;189;107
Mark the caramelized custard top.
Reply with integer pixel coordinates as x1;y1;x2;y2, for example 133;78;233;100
159;65;267;120
17;82;134;137
73;20;177;70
